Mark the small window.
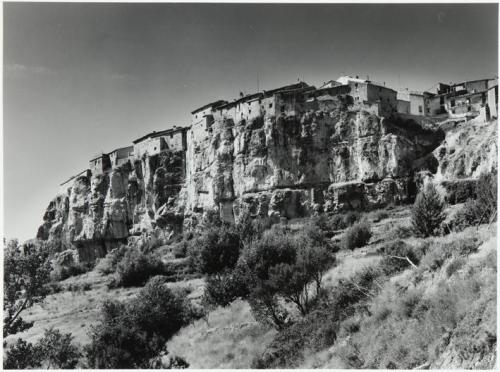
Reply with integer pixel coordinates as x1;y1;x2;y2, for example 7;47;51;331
154;147;157;151
451;99;455;107
249;109;251;114
269;103;273;109
419;105;423;113
281;106;285;113
355;83;358;88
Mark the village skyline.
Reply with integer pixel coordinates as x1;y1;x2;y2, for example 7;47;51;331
4;2;498;241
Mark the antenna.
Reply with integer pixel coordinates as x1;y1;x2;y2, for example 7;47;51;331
257;72;259;92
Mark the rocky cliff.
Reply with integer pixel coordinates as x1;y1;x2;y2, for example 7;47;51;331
36;97;496;262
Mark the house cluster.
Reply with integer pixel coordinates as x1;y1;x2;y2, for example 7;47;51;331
60;74;498;187
396;77;498;119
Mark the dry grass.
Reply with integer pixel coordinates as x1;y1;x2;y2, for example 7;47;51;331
167;299;277;368
5;271;205;347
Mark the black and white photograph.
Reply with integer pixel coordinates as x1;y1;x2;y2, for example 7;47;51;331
2;1;498;369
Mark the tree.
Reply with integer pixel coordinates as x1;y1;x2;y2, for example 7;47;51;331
4;328;80;369
4;240;52;337
188;224;241;275
85;276;197;368
242;225;335;327
3;338;41;369
37;328;81;368
411;182;446;237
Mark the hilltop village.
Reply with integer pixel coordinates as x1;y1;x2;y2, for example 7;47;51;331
61;75;499;187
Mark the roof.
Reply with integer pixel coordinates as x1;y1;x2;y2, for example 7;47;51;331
89;152;108;162
109;145;133;154
132;126;190;144
191;100;228;115
262;82;310;97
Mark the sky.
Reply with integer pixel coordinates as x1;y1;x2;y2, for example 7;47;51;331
3;2;498;242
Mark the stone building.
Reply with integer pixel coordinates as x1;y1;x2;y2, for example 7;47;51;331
330;76;398;117
487;79;498;119
133;126;189;158
433;78;491;117
89;153;111;175
108;146;134;167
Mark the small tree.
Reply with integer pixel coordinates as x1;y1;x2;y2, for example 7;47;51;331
4;240;52;337
37;328;81;368
85;276;196;369
411;182;446;237
3;338;41;369
4;328;80;369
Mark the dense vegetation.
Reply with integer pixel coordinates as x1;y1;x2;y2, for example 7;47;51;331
3;172;497;369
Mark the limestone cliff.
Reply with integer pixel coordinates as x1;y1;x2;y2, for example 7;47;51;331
36;97;495;262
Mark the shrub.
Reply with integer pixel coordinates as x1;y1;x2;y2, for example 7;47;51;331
242;225;334;327
3;338;41;369
51;250;88;281
203;266;249;307
37;328;81;368
475;171;497;222
86;276;197;368
342;221;372;250
330;214;347;230
188;225;241;275
4;329;80;369
95;245;128;275
114;248;165;287
172;241;188;259
441;179;477;204
379;240;419;275
446;257;466;277
411;183;446;237
452;172;497;229
344;211;361;226
372;210;389;223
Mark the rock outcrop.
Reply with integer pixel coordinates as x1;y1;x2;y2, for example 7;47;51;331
36;93;496;262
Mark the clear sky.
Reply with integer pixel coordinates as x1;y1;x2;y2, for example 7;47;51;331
3;3;498;242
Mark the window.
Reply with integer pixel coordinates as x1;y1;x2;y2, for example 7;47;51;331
249;109;251;114
451;99;456;107
281;106;285;113
269;103;273;109
419;105;423;113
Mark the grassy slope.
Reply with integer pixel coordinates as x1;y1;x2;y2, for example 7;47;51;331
5;270;204;347
300;224;496;369
6;204;495;369
167;300;277;368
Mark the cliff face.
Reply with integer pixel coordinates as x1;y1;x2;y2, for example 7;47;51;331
36;98;494;262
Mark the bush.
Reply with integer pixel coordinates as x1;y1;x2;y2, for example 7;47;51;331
95;245;128;275
372;210;389;223
37;328;81;368
114;248;166;287
344;211;361;226
242;225;335;326
452;172;497;229
188;224;241;275
85;276;197;368
4;328;80;369
51;250;88;281
4;338;41;369
172;241;188;259
342;221;372;250
411;183;446;237
379;240;419;275
203;266;249;307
